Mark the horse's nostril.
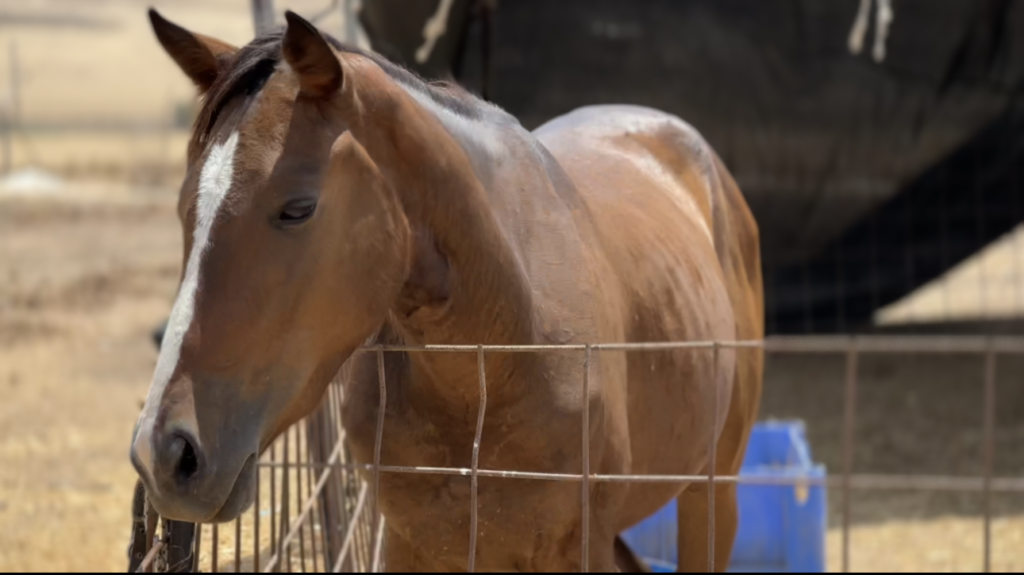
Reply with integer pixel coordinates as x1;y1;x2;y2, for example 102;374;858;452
173;434;200;483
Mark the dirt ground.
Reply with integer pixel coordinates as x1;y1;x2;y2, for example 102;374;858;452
764;352;1024;572
0;181;1022;572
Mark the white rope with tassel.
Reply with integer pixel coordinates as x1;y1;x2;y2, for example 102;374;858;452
415;0;457;64
848;0;895;63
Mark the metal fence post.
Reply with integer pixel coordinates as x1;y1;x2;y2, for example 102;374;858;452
252;0;277;36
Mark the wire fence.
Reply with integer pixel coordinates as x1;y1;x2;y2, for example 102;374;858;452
128;334;1021;573
763;131;1024;335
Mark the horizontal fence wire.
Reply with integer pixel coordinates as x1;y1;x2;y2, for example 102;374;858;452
248;463;1024;491
339;335;1024;354
171;334;1011;573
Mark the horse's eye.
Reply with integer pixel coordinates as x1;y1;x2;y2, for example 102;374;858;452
277;199;317;226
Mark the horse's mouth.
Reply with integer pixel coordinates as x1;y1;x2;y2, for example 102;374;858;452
207;453;258;524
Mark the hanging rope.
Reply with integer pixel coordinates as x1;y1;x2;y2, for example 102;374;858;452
415;0;458;64
848;0;894;63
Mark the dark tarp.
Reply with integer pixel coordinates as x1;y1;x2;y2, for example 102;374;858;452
358;0;475;81
359;0;1024;332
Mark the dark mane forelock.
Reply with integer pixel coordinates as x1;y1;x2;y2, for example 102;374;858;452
188;28;485;163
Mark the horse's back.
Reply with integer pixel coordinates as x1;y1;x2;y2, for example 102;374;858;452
534;103;761;343
535;104;763;529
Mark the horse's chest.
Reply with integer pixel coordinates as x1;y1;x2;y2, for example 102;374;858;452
376;466;578;569
341;372;583;569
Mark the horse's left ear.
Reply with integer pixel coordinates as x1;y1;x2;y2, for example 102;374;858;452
282;10;343;98
148;9;238;94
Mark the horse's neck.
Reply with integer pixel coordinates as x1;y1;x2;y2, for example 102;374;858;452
338;64;564;408
400;87;554;223
380;103;546;409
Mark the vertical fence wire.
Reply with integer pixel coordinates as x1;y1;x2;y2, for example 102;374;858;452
581;345;592;573
707;342;719;573
211;524;219;573
349;377;372;572
144;499;157;574
270;443;277;571
371;518;386;573
468;347;488;572
982;343;996;573
280;429;291;574
323;385;343;570
842;341;860;573
371;347;387;572
333;483;369;573
234;517;241;572
304;417;321;573
193;520;203;573
295;428;307;572
354;495;372;572
254;461;261;571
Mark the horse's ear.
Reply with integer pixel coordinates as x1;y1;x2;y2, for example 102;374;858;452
148;9;238;94
282;10;343;98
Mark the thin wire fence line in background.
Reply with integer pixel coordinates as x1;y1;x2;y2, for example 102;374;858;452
137;334;1008;573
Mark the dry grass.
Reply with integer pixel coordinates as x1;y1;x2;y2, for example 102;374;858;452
828;515;1024;572
0;0;352;181
762;352;1024;572
0;186;181;572
6;130;190;183
0;0;348;124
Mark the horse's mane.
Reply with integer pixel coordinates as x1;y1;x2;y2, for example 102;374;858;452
189;28;485;163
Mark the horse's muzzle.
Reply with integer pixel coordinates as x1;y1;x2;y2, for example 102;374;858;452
130;416;257;523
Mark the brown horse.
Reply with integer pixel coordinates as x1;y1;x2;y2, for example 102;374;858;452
130;9;763;572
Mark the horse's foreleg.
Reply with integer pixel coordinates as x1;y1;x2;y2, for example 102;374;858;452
675;478;738;573
676;404;757;573
675;405;751;572
585;531;622;573
379;527;432;573
677;350;762;573
614;535;652;573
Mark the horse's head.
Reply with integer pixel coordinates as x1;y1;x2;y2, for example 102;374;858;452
131;10;412;523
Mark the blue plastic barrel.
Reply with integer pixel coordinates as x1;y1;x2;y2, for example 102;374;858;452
619;420;827;572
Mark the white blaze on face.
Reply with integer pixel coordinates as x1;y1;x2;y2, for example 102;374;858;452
133;131;240;473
